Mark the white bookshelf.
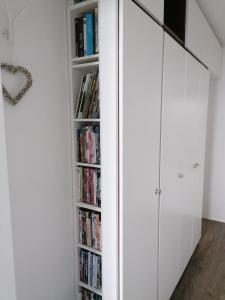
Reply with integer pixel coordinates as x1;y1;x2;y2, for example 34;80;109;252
67;1;102;299
70;0;98;15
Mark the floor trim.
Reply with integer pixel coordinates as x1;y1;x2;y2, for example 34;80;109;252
204;216;225;223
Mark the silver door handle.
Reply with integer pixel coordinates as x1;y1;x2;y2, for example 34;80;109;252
193;163;200;169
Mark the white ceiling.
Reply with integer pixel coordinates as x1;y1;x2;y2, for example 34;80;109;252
197;0;225;45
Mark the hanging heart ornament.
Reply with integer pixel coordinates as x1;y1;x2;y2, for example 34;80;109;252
1;63;33;105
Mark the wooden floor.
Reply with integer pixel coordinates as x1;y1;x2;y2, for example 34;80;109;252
171;219;225;300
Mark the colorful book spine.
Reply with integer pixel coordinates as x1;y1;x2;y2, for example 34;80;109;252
79;209;101;250
75;17;84;57
83;15;87;56
85;13;94;56
95;8;99;54
80;249;102;289
77;126;100;164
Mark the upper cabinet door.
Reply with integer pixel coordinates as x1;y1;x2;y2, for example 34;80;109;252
119;1;163;300
136;0;164;23
186;0;222;78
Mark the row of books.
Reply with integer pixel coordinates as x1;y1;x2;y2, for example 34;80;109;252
80;249;102;290
77;167;101;207
79;209;101;250
77;126;100;164
75;72;99;119
78;287;102;300
75;9;98;57
74;0;86;3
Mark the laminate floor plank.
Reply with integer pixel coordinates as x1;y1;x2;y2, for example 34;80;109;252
171;219;225;300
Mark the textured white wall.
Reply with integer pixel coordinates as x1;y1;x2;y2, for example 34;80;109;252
1;0;75;299
204;48;225;223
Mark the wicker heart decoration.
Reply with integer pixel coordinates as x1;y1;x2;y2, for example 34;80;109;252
1;63;33;105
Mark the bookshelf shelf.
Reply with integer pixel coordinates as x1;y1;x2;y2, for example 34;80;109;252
72;61;99;70
78;244;102;256
72;54;99;65
76;162;101;168
79;282;102;296
70;0;98;15
74;118;100;122
76;202;101;212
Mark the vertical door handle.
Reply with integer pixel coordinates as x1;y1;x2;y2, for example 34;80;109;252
193;163;200;169
155;189;161;195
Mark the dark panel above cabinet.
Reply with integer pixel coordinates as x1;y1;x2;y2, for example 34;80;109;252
164;0;187;45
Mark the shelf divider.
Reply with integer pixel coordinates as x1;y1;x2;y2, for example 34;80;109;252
78;244;102;256
79;282;102;296
76;162;101;169
70;0;98;15
76;202;101;212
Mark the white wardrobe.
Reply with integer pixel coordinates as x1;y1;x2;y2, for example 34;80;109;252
159;33;209;300
119;1;209;300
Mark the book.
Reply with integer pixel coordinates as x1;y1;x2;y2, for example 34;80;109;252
83;15;87;56
85;13;94;56
80;249;102;290
79;209;101;250
77;167;101;207
75;17;84;57
77;126;100;164
74;10;98;58
95;8;99;53
75;72;99;119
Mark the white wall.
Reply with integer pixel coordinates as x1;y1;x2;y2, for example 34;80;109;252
204;47;225;223
1;0;75;299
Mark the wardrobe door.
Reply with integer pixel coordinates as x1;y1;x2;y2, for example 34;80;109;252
136;0;164;23
177;53;201;278
189;64;209;250
119;1;163;300
159;33;189;300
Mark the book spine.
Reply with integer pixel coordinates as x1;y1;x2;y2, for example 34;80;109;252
83;15;87;56
95;8;99;53
75;18;79;57
77;167;81;202
78;17;84;57
85;13;94;56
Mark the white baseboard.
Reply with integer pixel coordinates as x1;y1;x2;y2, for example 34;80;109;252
203;215;225;224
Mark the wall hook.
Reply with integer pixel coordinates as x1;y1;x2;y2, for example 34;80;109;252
0;0;27;44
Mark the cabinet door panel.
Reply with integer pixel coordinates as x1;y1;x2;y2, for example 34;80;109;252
159;33;192;300
178;53;200;277
136;0;164;23
120;2;163;300
159;34;210;300
189;65;209;250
